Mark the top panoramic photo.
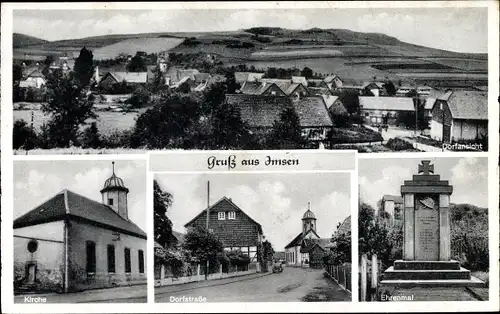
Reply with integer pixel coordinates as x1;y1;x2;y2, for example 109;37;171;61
11;6;489;154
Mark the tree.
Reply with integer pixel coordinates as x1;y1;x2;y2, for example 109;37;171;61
358;202;392;265
266;105;306;149
183;226;224;279
301;67;313;79
127;88;150;109
209;101;253;149
336;90;360;116
13;119;38;150
383;81;397;96
225;71;240;94
73;46;94;87
80;122;102;148
325;230;351;266
41;69;96;147
154;180;174;248
13;63;23;83
127;53;147;72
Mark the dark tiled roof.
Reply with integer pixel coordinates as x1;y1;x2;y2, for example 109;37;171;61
438;90;488;120
14;189;146;239
240;81;268;95
184;196;262;233
284;229;320;249
300;238;329;253
226;94;333;128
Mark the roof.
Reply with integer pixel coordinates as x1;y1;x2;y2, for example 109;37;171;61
194;73;211;82
225;94;333;128
240;81;269;95
234;72;265;84
165;67;200;83
337;216;351;234
292;76;308;86
101;168;129;194
300;238;330;253
425;97;436;110
322;95;340;109
184;196;262;234
172;230;185;244
302;209;316;220
363;81;385;89
324;75;339;83
437;90;488;120
309;87;332;96
13;189;147;239
382;195;404;203
359;96;415;111
25;68;44;78
285;229;320;249
107;72;148;84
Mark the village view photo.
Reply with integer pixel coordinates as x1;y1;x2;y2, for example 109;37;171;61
153;172;352;302
11;7;489;154
12;160;148;303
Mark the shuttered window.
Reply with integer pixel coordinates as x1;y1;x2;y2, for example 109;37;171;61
86;241;96;273
107;245;115;273
138;250;145;274
124;248;131;273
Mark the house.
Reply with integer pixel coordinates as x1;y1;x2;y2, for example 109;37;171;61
396;85;413;97
284;206;329;268
184;197;263;263
99;72;148;89
308;87;333;96
292;76;308;86
165;67;200;85
19;68;46;89
239;81;286;96
259;79;310;99
193;74;226;92
324;75;343;89
424;97;437;118
234;72;265;85
430;91;488;143
225;94;333;142
308;79;330;89
336;216;351;235
13;163;147;293
323;95;348;117
362;82;387;97
359;96;415;125
380;195;403;227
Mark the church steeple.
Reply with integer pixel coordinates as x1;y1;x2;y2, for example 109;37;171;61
100;161;129;220
302;202;317;235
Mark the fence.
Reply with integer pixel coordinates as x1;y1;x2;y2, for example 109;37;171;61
359;254;383;302
325;263;351;293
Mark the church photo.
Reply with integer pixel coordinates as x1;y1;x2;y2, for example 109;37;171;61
358;157;489;301
154;172;352;302
13;160;147;303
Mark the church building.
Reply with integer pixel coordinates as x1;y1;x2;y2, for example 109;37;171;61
13;162;147;293
284;204;330;269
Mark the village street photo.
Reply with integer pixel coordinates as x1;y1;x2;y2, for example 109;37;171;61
11;7;488;154
358;157;489;301
153;172;352;302
12;160;148;303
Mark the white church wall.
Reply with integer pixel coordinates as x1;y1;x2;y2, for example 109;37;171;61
14;221;64;241
67;220;147;291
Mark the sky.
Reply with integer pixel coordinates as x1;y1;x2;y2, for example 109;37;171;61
359;157;488;210
13;7;488;53
155;172;351;251
13;160;147;231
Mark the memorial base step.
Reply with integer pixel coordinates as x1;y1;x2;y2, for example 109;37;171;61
383;266;471;280
393;260;461;270
379;275;485;288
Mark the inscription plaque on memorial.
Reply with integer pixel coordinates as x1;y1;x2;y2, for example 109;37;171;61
414;194;439;260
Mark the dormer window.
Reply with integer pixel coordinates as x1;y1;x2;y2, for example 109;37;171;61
228;211;236;220
218;212;226;220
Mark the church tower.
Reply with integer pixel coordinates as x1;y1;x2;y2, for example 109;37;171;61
302;202;317;235
100;162;129;220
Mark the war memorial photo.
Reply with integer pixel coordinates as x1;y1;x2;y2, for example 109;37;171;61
153;172;351;302
11;7;488;154
358;158;489;301
12;160;148;303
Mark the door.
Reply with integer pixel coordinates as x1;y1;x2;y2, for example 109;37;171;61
26;263;36;284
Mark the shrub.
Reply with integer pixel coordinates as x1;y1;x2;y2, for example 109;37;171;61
127;88;150;108
385;137;414;151
80;122;102;149
13;119;38;150
101;129;133;148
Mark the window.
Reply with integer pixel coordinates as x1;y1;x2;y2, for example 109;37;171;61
107;245;115;273
271;91;276;96
228;211;236;220
124;248;131;273
86;241;96;273
108;198;114;206
218;212;226;220
138;250;145;274
365;112;369;117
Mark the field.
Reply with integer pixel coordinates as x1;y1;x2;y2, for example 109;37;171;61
421;58;488;71
250;49;343;59
14;109;143;134
93;37;184;60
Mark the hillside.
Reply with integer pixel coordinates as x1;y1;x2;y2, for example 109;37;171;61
13;33;49;48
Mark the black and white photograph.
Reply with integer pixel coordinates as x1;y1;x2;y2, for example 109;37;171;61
13;160;147;303
153;172;352;302
11;7;488;154
358;157;489;301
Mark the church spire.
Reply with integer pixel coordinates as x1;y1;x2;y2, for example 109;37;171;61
100;162;129;220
